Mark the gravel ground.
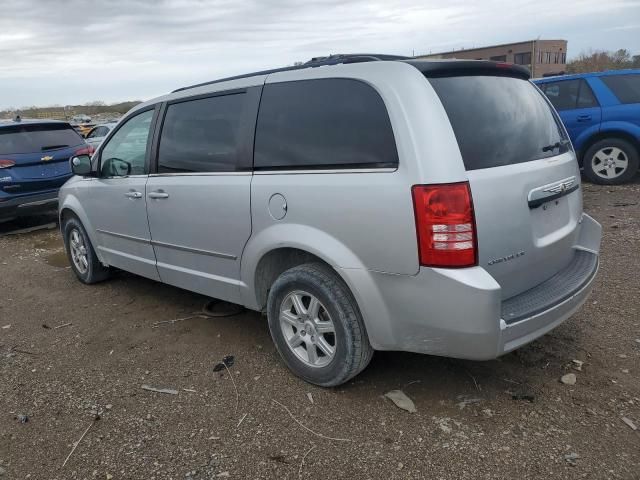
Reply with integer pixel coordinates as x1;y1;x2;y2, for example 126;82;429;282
0;181;638;480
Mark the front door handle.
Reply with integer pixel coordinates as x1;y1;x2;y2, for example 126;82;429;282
124;191;142;199
148;190;169;199
577;114;592;122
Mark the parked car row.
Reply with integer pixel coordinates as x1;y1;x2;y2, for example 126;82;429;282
59;55;601;386
0;119;93;221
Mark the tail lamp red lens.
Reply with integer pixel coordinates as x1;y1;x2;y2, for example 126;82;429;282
0;159;16;169
411;182;478;268
75;145;94;156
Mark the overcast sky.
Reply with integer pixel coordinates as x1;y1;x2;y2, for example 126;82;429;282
1;0;639;109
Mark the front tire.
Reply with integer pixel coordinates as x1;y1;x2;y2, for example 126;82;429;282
267;263;373;387
583;138;639;185
63;216;110;284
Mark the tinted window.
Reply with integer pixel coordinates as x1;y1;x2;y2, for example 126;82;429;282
100;109;154;176
576;81;598;108
0;123;84;155
490;55;506;62
429;75;568;171
158;93;246;173
254;79;398;169
601;74;640;104
514;52;531;65
542;79;598;110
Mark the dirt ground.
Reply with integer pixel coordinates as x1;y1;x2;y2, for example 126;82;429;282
0;181;639;480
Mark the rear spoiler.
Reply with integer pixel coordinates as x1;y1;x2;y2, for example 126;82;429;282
403;60;531;80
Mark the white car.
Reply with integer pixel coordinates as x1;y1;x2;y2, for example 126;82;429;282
84;122;118;149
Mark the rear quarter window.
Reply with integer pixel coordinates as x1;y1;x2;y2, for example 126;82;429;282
428;75;569;171
601;74;640;104
254;78;398;170
0;123;84;155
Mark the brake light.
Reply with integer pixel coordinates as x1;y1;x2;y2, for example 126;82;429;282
0;159;15;169
74;145;94;156
412;182;478;268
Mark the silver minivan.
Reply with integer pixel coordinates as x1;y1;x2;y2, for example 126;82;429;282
59;55;602;386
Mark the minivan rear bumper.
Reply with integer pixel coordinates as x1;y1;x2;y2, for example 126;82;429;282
344;213;601;359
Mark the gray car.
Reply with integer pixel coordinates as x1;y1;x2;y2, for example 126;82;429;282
59;55;602;386
84;122;118;149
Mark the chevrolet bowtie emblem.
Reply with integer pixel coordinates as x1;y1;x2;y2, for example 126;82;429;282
41;155;54;162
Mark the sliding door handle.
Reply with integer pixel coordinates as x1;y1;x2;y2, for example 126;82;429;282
124;191;142;199
148;191;169;199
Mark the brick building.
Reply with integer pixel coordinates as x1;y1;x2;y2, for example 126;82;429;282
417;39;568;78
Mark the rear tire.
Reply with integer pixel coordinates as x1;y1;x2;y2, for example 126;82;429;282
267;263;373;387
63;216;110;284
583;138;639;185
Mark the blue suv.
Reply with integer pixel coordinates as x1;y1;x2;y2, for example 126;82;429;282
0;119;91;221
535;70;640;184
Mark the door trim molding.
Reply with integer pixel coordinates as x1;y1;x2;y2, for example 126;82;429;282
96;229;149;244
151;239;237;260
96;230;237;260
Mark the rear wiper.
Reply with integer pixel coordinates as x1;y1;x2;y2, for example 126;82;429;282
541;139;569;153
41;144;68;151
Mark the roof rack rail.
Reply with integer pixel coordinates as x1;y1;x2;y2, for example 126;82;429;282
172;53;410;93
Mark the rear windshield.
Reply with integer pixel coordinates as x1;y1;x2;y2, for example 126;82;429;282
428;76;569;170
0;123;84;155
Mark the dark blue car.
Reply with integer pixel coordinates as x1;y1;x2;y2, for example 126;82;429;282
0;119;91;221
534;70;640;184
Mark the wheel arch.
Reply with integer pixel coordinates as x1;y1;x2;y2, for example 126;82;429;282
579;129;640;166
240;224;369;313
58;197;104;264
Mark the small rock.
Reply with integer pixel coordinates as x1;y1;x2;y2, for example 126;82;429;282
622;369;629;374
16;414;29;423
106;475;113;480
1;325;10;329
481;409;494;417
0;466;6;476
621;417;637;431
618;354;628;358
564;452;579;465
306;392;314;404
105;404;113;410
635;339;640;344
384;390;417;413
217;473;230;478
560;373;577;385
571;360;583;371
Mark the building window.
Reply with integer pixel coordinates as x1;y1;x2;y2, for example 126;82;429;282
490;55;507;62
544;52;552;64
514;52;532;65
560;52;567;64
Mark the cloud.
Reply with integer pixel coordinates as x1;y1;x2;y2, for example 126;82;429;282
0;0;638;108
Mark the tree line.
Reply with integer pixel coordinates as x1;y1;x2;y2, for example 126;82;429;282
567;49;640;74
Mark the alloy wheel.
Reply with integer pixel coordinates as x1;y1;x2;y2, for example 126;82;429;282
69;228;89;274
591;146;629;180
279;290;336;368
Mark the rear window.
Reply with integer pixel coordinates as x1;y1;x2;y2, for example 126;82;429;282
601;74;640;104
254;78;398;170
0;123;84;155
428;76;569;171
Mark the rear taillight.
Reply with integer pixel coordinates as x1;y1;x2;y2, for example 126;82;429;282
0;159;15;169
74;145;94;156
412;182;478;268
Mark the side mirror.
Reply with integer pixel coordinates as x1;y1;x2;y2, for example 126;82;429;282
70;154;92;176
